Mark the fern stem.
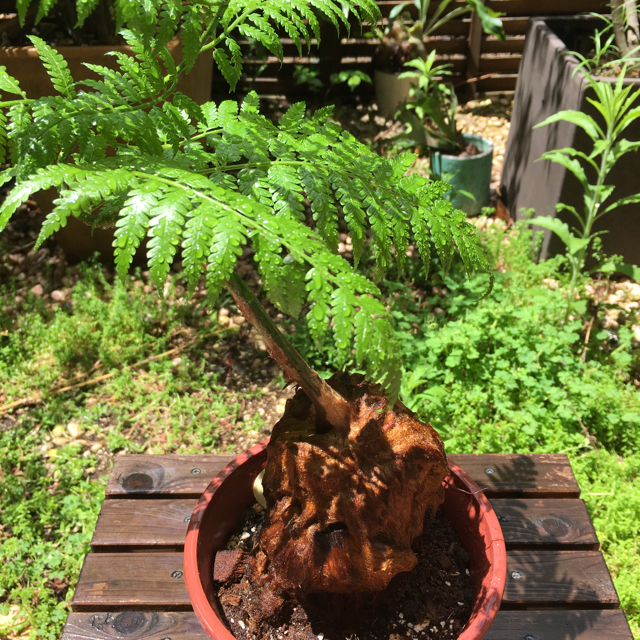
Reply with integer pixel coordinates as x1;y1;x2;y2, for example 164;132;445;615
227;272;351;434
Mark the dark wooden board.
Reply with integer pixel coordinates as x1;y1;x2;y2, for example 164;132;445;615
73;549;617;612
91;499;197;550
107;453;581;499
503;550;619;609
487;609;633;640
61;611;210;639
448;454;581;498
106;455;235;498
72;553;190;611
491;498;599;550
61;608;634;640
90;497;598;551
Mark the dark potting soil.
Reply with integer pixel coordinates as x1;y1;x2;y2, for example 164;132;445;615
215;504;473;640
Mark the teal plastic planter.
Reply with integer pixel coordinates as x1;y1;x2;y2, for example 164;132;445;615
430;134;493;216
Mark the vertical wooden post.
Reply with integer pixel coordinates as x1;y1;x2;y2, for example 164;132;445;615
465;2;484;100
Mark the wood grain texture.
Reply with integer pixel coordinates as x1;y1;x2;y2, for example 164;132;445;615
61;611;209;639
487;609;633;640
106;455;235;497
91;499;197;550
492;498;599;549
448;454;581;498
72;553;190;611
503;550;619;608
107;453;581;499
91;496;599;551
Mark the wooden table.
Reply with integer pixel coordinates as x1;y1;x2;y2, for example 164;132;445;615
61;453;634;640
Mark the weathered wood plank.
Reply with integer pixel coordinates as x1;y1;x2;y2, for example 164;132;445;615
61;611;209;639
502;550;620;608
107;453;581;499
106;454;235;498
492;498;599;550
91;499;197;550
448;454;581;498
73;549;618;611
487;609;633;640
91;497;598;551
72;553;190;611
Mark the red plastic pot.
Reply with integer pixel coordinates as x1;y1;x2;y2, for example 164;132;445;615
185;440;506;640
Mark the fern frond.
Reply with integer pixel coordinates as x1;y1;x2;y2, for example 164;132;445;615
75;0;100;27
182;6;203;74
305;266;332;347
28;37;76;98
114;184;161;278
205;211;246;303
299;165;339;252
147;189;189;289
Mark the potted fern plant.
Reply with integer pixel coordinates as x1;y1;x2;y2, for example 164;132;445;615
0;0;505;637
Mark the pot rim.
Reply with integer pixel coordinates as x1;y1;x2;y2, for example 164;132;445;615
185;440;506;640
430;133;494;160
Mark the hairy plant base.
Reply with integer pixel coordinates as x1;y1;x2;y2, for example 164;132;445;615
257;372;449;596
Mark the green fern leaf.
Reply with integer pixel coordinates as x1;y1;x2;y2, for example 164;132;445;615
0;66;26;97
0;110;7;164
147;189;189;290
75;0;100;27
254;233;305;317
268;163;305;220
330;170;366;267
17;0;34;25
182;6;202;73
331;286;357;366
213;48;241;92
306;265;332;346
114;184;160;278
299;165;339;252
34;194;76;249
206;213;246;302
182;202;215;293
28;36;76;98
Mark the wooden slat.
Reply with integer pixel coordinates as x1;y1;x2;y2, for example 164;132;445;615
73;549;618;611
106;454;235;498
486;0;608;15
108;453;580;499
502;550;619;609
62;608;635;640
91;497;599;551
479;55;522;74
61;611;209;640
487;609;633;640
483;37;526;54
91;499;197;550
493;499;599;550
72;553;190;611
448;454;581;498
477;75;518;92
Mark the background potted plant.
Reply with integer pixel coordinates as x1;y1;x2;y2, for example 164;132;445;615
0;0;504;636
397;54;493;215
372;0;505;117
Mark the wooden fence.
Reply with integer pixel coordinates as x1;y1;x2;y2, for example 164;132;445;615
212;0;610;99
